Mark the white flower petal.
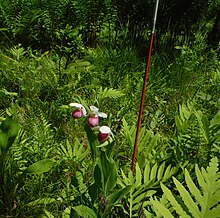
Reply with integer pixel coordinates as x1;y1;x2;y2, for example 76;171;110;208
69;103;83;108
90;106;99;113
98;112;107;118
99;126;111;134
69;103;87;115
82;107;87;116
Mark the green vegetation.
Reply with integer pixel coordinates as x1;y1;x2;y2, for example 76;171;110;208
0;0;219;217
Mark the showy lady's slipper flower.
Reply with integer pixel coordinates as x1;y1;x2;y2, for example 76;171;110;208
98;126;111;143
88;106;107;127
69;103;86;119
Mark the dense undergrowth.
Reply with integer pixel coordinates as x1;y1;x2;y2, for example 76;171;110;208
0;2;220;216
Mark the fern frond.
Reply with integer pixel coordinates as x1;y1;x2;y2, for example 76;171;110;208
173;177;201;218
161;183;191;218
118;162;177;217
121;118;163;167
151;157;220;218
97;87;124;101
11;130;28;173
151;197;175;218
57;139;88;162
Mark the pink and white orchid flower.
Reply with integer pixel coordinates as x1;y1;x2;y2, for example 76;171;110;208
98;126;111;143
69;103;87;119
88;106;107;127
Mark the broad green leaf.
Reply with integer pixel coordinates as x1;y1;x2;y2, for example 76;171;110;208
84;123;98;158
25;159;53;174
97;151;118;194
0;117;20;151
88;183;99;203
73;205;97;218
105;162;117;194
107;185;132;206
93;164;102;190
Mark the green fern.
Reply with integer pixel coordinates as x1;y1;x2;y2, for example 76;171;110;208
57;139;89;163
151;157;220;218
173;101;220;166
121;118;165;167
175;101;195;132
11;130;28;173
97;87;124;101
118;162;177;217
20;112;55;162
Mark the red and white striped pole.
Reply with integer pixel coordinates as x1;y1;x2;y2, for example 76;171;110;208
131;0;160;173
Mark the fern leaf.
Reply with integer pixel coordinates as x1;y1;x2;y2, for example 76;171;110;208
185;169;203;207
135;163;142;187
144;161;151;183
151;157;220;218
122;118;135;148
195;165;206;193
157;162;166;180
150;162;158;182
199;157;220;216
161;183;191;218
97;87;124;100
173;177;200;218
206;204;220;218
151;197;175;218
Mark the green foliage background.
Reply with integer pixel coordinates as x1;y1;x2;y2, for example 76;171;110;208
0;0;219;217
